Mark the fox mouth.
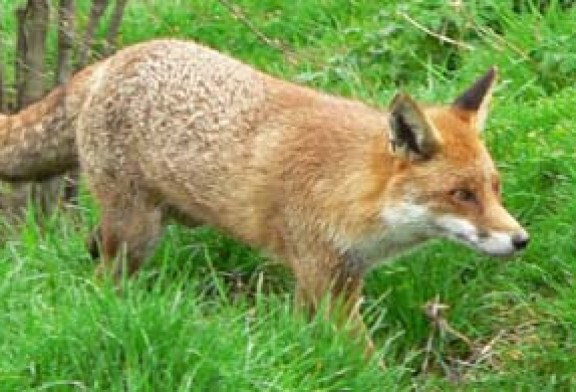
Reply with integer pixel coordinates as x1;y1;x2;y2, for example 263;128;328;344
434;217;522;257
449;231;519;257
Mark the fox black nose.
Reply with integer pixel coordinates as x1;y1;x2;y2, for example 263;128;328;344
512;233;529;250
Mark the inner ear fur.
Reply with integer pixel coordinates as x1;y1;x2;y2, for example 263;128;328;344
388;93;442;161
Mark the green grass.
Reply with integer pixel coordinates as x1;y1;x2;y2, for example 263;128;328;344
1;0;576;390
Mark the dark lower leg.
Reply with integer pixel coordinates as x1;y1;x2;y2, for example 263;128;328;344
86;224;101;260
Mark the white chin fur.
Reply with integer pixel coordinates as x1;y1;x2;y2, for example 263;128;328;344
435;215;515;257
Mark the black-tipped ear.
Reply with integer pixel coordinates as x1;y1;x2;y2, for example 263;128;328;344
453;67;498;132
388;93;442;161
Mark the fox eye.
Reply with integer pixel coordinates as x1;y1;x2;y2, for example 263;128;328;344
450;188;476;203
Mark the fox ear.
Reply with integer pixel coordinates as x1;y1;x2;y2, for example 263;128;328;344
388;93;442;161
453;67;498;132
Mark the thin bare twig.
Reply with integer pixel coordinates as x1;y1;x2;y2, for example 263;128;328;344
452;3;535;66
467;18;531;62
421;296;509;382
216;0;298;64
457;329;505;368
399;11;474;51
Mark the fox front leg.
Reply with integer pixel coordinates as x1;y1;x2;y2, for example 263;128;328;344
290;248;376;357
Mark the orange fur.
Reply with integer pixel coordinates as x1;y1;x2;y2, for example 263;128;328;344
0;40;528;352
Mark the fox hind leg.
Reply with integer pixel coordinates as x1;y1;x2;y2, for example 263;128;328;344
93;189;163;282
87;205;204;262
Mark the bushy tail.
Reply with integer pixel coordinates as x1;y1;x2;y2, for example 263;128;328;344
0;64;99;182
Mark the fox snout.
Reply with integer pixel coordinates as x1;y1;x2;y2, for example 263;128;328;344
435;212;529;257
478;204;530;257
475;227;529;257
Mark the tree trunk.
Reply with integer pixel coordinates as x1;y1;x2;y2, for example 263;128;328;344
78;0;109;66
105;0;129;55
15;0;50;109
56;0;75;85
13;1;60;216
0;8;4;113
15;5;29;110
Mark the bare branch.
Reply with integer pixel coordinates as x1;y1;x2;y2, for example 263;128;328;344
105;0;129;55
399;11;474;51
78;0;109;66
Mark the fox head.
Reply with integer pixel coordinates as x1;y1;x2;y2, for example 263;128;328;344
382;67;529;257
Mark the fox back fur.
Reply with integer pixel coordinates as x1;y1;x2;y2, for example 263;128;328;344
0;40;528;345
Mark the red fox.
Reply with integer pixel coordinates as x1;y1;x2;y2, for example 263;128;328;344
0;39;528;346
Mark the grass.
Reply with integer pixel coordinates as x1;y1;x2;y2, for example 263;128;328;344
1;0;576;390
